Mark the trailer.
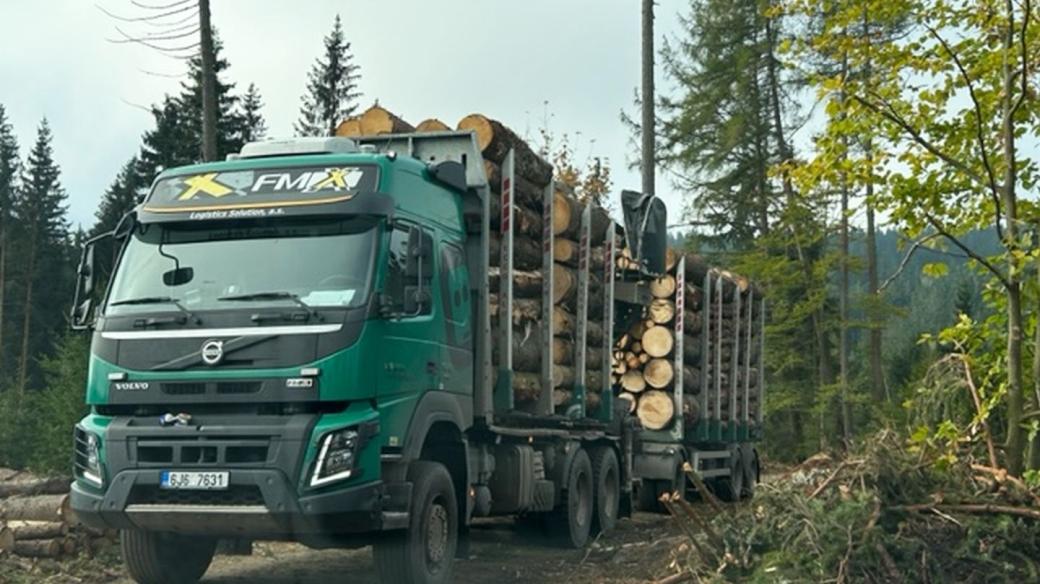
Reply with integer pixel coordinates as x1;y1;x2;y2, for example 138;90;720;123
67;125;762;584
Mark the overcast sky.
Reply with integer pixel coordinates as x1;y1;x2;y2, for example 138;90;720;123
0;0;688;229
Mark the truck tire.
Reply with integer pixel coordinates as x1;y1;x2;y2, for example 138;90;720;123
547;448;593;548
716;451;744;502
590;447;620;534
121;529;216;584
373;461;458;584
742;447;759;500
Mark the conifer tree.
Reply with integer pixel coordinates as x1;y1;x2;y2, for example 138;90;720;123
239;83;267;144
0;105;19;378
295;15;362;137
12;120;68;394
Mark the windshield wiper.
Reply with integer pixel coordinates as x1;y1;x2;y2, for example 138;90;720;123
109;296;200;326
217;291;322;321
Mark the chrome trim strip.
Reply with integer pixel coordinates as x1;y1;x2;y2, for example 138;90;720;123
100;324;343;340
126;504;268;514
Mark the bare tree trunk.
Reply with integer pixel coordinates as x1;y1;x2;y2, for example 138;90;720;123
640;0;655;197
17;233;36;395
838;51;852;444
198;0;218;162
1030;257;1040;470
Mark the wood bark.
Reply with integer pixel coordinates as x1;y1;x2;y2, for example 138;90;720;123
642;326;674;358
489;197;543;240
492;326;543;372
489;268;542;298
643;358;674;389
637;390;674;431
683;365;700;394
0;494;69;522
10;521;68;540
456;114;553;185
483;159;545;209
0;478;69;498
0;526;12;552
359;105;414;135
489;295;540;328
415;118;451;133
489;233;542;271
682;395;699;424
682;254;712;284
11;538;61;558
553;389;601;410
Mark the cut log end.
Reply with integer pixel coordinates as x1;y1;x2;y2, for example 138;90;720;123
637;390;675;431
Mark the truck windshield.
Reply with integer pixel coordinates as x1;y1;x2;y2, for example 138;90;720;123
104;218;377;317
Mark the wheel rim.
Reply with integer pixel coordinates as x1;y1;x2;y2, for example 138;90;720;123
425;498;450;569
575;470;591;528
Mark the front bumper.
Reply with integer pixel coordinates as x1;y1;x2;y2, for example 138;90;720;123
71;470;411;538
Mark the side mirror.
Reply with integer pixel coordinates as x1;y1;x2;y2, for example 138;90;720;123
405;227;433;279
70;242;99;330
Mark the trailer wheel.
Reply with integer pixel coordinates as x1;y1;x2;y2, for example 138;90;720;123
373;461;458;584
716;451;744;502
547;448;593;548
742;447;759;500
590;447;620;534
121;529;216;584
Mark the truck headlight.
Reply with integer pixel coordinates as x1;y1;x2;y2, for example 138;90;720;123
75;428;103;487
310;427;361;487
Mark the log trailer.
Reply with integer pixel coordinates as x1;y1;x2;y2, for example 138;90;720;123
67;122;764;584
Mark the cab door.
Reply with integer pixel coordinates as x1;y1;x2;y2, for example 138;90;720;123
438;242;472;395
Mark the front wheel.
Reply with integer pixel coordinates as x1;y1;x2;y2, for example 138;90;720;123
121;529;216;584
373;461;458;584
590;447;620;534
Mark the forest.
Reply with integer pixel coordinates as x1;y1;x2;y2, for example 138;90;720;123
0;0;1039;580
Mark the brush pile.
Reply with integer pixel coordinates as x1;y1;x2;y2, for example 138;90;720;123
658;431;1040;583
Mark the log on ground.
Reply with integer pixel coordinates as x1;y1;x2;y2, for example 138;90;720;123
10;521;68;540
0;494;69;522
11;538;61;558
0;477;70;498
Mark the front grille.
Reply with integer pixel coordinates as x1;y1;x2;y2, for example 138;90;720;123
133;438;271;467
129;485;265;507
162;382;206;395
216;381;262;394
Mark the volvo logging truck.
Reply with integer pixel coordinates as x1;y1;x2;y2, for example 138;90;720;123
68;127;764;584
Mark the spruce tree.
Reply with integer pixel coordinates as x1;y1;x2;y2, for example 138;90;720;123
91;157;145;285
295;15;362;137
239;83;267;143
12;119;68;393
0;105;19;379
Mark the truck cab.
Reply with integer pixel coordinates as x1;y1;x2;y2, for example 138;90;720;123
70;136;482;584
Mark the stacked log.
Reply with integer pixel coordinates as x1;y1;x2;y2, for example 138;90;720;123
706;275;763;424
0;469;115;560
455;114;609;413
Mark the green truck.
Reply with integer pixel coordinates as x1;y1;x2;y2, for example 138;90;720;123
68;131;764;584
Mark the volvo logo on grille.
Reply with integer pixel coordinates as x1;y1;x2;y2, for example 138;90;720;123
200;339;224;366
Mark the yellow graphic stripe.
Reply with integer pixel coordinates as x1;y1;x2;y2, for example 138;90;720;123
143;193;357;213
177;173;233;200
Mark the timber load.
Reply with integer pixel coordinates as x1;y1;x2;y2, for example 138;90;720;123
611;250;764;434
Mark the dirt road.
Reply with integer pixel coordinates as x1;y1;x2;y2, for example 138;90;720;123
100;513;681;584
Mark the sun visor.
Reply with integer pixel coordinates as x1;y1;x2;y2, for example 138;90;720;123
138;164;388;223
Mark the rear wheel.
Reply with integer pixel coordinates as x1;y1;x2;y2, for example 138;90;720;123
590;447;620;534
373;461;458;584
547;448;593;548
121;529;216;584
716;451;744;502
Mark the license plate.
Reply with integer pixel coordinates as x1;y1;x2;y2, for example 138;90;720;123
160;471;229;490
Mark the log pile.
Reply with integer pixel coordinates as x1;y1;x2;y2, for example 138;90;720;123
0;468;115;560
611;251;763;431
